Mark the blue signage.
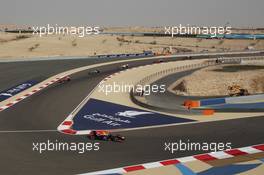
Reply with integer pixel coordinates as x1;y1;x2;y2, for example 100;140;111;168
0;80;38;102
72;98;195;131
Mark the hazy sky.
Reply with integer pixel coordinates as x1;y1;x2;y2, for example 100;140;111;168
0;0;263;27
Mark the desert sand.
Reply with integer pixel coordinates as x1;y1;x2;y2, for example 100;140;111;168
0;26;264;60
170;64;264;96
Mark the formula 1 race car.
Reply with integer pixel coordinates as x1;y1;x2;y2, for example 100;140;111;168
58;76;71;83
216;57;225;64
120;64;129;69
88;69;101;74
87;130;125;142
153;59;164;63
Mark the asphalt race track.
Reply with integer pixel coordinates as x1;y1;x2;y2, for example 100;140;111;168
0;54;264;175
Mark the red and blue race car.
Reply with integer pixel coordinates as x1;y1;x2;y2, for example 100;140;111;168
87;130;125;142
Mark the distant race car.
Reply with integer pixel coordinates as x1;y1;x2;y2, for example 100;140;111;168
89;69;101;74
216;57;225;64
87;130;125;142
120;64;129;69
153;59;164;63
58;76;71;83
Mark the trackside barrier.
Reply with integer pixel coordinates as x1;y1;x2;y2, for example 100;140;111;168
200;98;226;106
225;94;264;104
95;51;154;59
185;94;264;109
